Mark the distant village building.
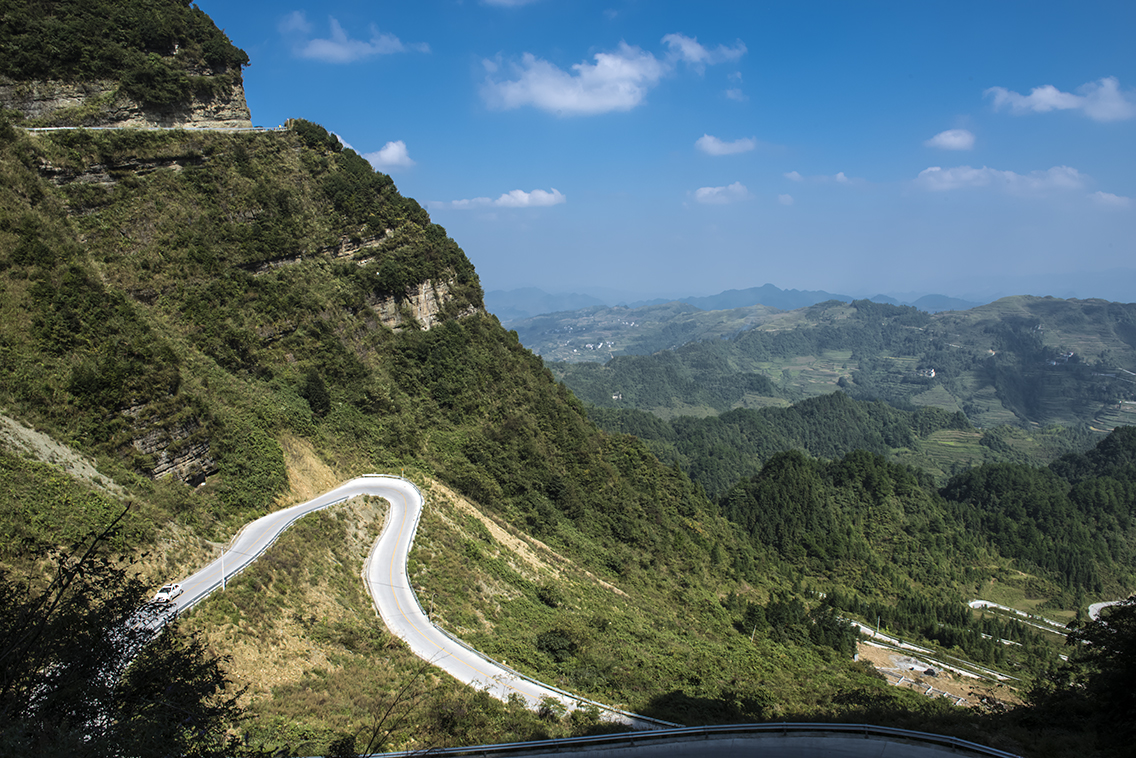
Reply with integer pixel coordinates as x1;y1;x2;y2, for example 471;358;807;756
916;368;936;378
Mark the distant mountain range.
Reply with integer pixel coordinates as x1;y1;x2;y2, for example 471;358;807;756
486;284;984;324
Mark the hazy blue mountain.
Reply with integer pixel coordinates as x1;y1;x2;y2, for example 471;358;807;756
485;288;607;323
910;294;983;312
679;284;854;311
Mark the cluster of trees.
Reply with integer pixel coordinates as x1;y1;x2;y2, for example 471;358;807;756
718;427;1136;601
0;0;249;108
944;426;1136;594
591;392;970;497
827;591;1054;671
726;592;859;657
1027;598;1136;753
0;515;242;757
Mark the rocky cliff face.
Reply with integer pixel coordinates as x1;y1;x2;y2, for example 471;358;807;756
249;233;484;332
0;76;252;129
370;279;480;331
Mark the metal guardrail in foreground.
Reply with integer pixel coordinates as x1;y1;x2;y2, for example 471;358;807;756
359;722;1022;758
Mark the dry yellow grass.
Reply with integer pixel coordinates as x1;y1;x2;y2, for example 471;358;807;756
427;480;628;598
276;432;342;506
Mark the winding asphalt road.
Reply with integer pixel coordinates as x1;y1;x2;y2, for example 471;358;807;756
166;475;670;729
157;476;1024;754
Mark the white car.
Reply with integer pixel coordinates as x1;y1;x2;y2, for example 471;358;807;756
153;583;184;604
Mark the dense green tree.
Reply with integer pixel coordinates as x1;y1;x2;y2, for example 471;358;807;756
0;517;242;757
1028;598;1136;752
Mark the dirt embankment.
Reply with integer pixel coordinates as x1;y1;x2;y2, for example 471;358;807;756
856;642;1020;711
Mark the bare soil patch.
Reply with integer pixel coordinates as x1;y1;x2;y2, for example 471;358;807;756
857;641;1019;711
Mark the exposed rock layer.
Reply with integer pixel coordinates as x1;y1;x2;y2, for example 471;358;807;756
0;77;252;129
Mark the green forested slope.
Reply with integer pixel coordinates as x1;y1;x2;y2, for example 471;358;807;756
589;392;1097;498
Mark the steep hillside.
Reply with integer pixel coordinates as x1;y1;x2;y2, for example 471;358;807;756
1;118;979;753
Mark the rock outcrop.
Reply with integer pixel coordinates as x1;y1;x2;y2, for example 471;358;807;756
370;279;480;331
124;404;217;485
0;75;252;129
248;233;483;332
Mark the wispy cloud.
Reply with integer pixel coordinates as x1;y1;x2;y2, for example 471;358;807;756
279;11;311;35
364;141;415;171
481;33;745;116
783;170;861;185
778;194;794;206
482;0;541;6
915;165;1087;192
695;134;756;156
725;88;747;102
1091;191;1131;208
692;181;748;204
924;129;975;150
282;13;429;63
661;33;746;72
437;188;567;209
985;77;1135;122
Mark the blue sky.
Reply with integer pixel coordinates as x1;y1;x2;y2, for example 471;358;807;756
197;0;1136;302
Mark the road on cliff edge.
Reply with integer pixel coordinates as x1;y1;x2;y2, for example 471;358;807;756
164;475;670;730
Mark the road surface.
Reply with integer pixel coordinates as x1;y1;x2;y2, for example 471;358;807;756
166;475;671;729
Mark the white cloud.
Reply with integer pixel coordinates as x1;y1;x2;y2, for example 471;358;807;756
482;33;745;116
695;134;756;156
1091;191;1131;208
483;0;541;5
915;165;1087;193
924;129;975;150
783;171;803;182
440;188;567;209
693;181;748;204
833;171;850;184
661;33;746;71
725;88;747;102
495;188;567;207
778;194;794;206
286;14;429;63
364;141;415;171
481;44;667;115
985;77;1135;122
